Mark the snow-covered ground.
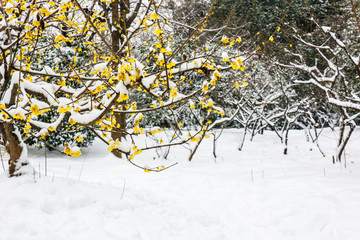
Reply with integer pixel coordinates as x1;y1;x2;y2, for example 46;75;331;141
1;128;360;240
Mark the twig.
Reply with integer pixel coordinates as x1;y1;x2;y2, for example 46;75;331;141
120;178;126;200
44;145;47;177
0;147;5;172
66;165;71;178
78;149;89;180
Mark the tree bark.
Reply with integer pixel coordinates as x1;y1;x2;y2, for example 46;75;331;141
109;0;141;158
0;122;28;177
110;0;126;158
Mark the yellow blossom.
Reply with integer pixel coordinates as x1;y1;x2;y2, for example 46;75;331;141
64;147;72;155
231;61;240;70
69;118;76;125
107;145;117;151
221;35;229;44
150;13;160;20
71;151;82;157
13;113;25;120
154;28;162;36
58;106;67;113
30;104;41;116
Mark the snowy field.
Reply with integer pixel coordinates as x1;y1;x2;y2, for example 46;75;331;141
1;128;360;240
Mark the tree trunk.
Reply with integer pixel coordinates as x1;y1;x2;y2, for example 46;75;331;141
111;111;127;158
0;122;28;177
110;0;126;158
336;121;355;163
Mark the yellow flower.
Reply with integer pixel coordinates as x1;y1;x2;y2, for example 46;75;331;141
190;137;200;142
1;111;9;119
221;52;229;62
269;36;274;42
95;85;102;93
71;151;82;157
33;20;40;27
221;35;229;44
30;104;41;116
57;15;65;21
154;42;162;48
48;126;55;132
64;147;72;155
134;150;143;156
75;136;84;142
107;145;116;151
231;61;240;70
0;104;5;110
58;106;67;113
13;113;25;120
202;84;208;92
150;13;160;20
119;93;129;102
40;132;49;139
133;126;140;134
69;118;76;125
154;28;163;36
6;8;13;14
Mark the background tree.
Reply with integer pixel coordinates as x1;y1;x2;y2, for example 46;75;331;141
278;5;360;162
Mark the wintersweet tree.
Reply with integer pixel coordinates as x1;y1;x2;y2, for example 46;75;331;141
0;0;246;176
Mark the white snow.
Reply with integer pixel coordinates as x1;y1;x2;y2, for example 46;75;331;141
1;129;360;240
142;75;157;89
42;66;56;75
93;63;108;72
321;26;331;32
